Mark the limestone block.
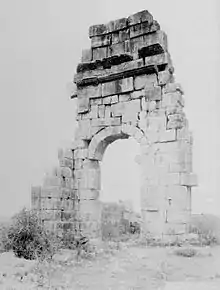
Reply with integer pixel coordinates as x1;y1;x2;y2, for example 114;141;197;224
81;48;92;63
90;105;98;119
128;36;144;56
141;185;166;210
162;91;184;108
90;98;102;105
110;95;118;104
89;23;109;38
78;189;100;200
105;105;111;118
145;52;172;67
43;176;63;187
61;188;76;199
119;29;130;42
180;173;197;187
108;17;128;32
77;96;90;113
78;84;102;99
169;162;191;173
164;185;191;211
59;158;74;169
130;20;160;38
111;102;125;117
167;113;186;129
93;47;107;60
71;139;89;150
158;70;174;86
63;177;75;189
128;10;153;26
91;34;111;48
159;173;180;186
58;148;74;160
91;117;121;127
134;74;157;90
78;200;102;220
145;86;162;101
141;210;165;236
54;167;73;178
74;158;84;170
98;105;105;118
76;119;92;140
119;93;131;102
158;129;176;142
142;30;168;51
130;89;144;100
103;96;111;105
141;97;147;110
121;99;141;124
109;41;130;56
163;82;184;95
102;77;133;97
112;31;120;44
74;148;88;159
80;168;101;190
146;113;166;133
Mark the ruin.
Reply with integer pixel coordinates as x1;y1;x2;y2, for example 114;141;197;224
31;10;197;240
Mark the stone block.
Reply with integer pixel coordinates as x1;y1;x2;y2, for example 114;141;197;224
119;93;131;102
71;139;89;150
74;148;88;159
163;82;184;95
119;29;130;42
78;189;100;200
55;167;73;178
90;105;98;118
158;70;174;86
141;210;165;236
167;113;186;129
145;86;162;101
43;176;63;187
131;90;145;99
158;129;176;142
111;95;119;104
98;105;105;118
58;148;74;160
128;10;153;26
91;34;111;48
80;168;101;190
59;158;74;168
145;52;171;67
128;36;144;56
81;48;92;63
142;30;168;52
78;84;102;100
146;113;166;133
111;102;125;117
108;17;128;32
159;173;180;186
105;105;111;118
89;23;109;37
90;98;102;105
111;31;120;44
91;117;121;127
109;41;130;56
166;210;190;224
179;173;197;187
93;47;107;60
141;185;166;210
162;91;184;108
130;20;160;38
164;185;191;211
121;99;141;124
103;96;111;105
134;74;157;90
102;77;133;97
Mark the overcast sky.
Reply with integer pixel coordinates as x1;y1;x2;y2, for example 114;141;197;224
0;0;219;216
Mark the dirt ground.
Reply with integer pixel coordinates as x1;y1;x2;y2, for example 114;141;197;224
0;242;220;289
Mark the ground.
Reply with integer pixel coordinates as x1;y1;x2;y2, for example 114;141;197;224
0;241;220;289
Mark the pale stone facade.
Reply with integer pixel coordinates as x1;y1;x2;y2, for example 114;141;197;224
31;10;197;240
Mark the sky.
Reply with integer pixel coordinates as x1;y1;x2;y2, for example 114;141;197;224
0;0;219;217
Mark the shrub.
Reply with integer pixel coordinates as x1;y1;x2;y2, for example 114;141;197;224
174;247;198;257
1;208;58;260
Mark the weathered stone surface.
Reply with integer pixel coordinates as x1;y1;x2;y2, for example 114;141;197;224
93;47;108;60
130;20;160;38
134;74;157;90
91;34;111;48
81;48;92;63
128;10;153;26
102;77;133;96
33;11;197;241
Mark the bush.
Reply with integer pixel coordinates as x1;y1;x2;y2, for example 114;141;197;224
188;214;220;246
174;247;198;257
0;208;59;260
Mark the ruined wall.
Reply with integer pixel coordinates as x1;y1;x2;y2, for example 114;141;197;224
31;10;197;240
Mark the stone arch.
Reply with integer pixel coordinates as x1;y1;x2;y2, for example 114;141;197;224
87;125;148;161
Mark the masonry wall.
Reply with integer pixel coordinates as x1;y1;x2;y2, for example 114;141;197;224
31;9;197;240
